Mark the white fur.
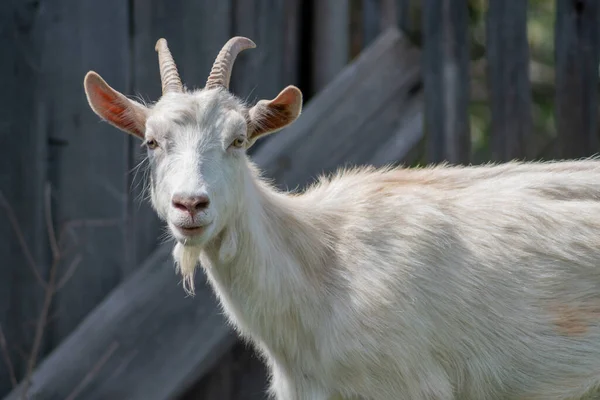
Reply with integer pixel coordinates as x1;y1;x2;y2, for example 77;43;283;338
169;154;600;400
86;62;600;400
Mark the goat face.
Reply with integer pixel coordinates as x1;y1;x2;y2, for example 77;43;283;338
83;37;302;247
144;89;251;246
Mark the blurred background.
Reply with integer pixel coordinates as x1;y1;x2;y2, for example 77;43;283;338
0;0;598;399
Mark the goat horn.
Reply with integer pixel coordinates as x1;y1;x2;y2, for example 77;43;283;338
155;38;183;95
205;36;256;90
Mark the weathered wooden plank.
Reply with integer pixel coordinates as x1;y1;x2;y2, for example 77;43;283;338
38;0;131;350
363;0;382;48
129;0;233;274
3;246;237;400
554;0;600;159
229;0;301;157
3;27;423;400
258;28;423;187
179;341;268;400
230;0;300;102
395;0;412;34
486;0;533;161
312;0;350;92
422;0;471;164
0;0;48;396
363;0;413;48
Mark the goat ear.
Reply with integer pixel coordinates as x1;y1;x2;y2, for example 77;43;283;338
84;71;148;139
247;85;302;143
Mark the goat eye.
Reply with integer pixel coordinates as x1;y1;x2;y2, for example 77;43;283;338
145;139;159;150
231;137;245;148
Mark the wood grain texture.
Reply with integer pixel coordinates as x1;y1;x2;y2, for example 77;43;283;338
554;0;600;159
40;0;131;349
229;0;301;156
486;0;533;161
363;0;413;49
255;27;423;188
3;27;423;400
179;341;269;400
0;0;48;395
422;0;471;164
312;0;350;92
363;0;382;48
3;245;237;400
230;0;301;102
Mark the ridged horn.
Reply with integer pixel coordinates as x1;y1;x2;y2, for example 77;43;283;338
155;38;183;95
205;36;256;90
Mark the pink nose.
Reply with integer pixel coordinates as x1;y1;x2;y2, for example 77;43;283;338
171;193;210;215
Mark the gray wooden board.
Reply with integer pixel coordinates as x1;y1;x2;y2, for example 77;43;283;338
3;246;237;400
255;27;423;188
3;27;423;400
40;0;131;350
422;0;471;164
0;0;49;395
228;0;302;156
486;0;533;161
554;0;600;159
230;0;301;103
363;0;383;48
312;0;350;93
129;0;233;275
179;341;269;400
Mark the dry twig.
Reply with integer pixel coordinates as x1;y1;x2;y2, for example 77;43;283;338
0;183;121;399
0;191;46;289
20;185;61;399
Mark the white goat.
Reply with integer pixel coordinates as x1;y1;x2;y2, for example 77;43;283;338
84;37;600;400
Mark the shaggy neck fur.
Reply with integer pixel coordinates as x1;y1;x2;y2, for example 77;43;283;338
173;158;335;319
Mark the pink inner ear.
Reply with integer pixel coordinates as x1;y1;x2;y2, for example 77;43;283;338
90;85;129;127
86;74;145;138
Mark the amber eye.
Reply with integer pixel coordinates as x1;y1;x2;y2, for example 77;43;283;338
231;137;245;148
145;139;159;150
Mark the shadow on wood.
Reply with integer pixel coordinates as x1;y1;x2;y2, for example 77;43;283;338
3;27;423;400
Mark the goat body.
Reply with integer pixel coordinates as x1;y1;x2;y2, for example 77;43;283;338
180;159;600;400
83;36;600;400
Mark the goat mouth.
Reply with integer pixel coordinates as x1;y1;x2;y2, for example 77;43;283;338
172;223;210;237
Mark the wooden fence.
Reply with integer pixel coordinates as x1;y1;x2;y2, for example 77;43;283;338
1;1;599;399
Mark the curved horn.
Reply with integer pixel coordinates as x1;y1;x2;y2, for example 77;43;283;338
205;36;256;90
155;38;183;95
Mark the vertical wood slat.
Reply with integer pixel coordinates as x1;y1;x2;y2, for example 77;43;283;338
423;0;471;164
230;0;301;111
44;0;131;347
312;0;350;93
130;0;233;272
0;0;48;395
555;0;600;159
364;0;412;49
486;0;533;161
395;0;411;33
363;0;382;48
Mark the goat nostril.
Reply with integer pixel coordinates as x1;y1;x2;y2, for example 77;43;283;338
172;194;210;214
171;199;189;212
194;196;210;210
